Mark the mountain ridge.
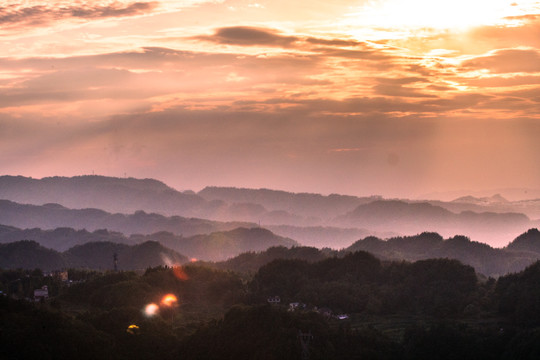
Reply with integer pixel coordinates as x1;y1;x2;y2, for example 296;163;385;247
1;175;539;248
347;229;540;277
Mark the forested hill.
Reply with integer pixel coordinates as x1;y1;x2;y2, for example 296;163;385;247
5;251;540;359
347;230;540;277
506;228;540;252
213;245;337;274
0;240;188;271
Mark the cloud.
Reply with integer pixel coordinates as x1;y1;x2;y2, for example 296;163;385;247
375;77;428;85
312;47;389;61
233;96;430;115
421;93;494;111
192;25;386;60
506;87;540;104
0;1;158;28
373;84;437;98
465;75;540;87
504;14;540;21
0;46;326;112
193;26;300;47
372;77;436;98
2;40;534;122
0;46;319;73
469;20;540;49
70;2;158;18
305;37;365;47
462;48;540;73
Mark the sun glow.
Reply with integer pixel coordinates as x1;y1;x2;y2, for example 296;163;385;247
349;0;533;30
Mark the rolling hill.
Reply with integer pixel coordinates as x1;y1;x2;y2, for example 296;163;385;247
0;223;297;262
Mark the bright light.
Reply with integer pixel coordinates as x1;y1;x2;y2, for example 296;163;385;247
161;294;178;307
190;258;198;262
144;303;159;317
348;0;530;30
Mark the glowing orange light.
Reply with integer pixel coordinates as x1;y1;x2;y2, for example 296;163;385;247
173;265;189;281
190;258;198;263
161;294;178;307
144;303;159;316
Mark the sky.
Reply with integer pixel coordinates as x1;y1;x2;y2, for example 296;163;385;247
1;0;539;199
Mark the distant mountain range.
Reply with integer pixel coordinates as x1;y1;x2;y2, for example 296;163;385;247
0;175;539;248
0;175;205;216
198;186;380;221
0;199;254;238
419;188;540;203
264;225;397;249
336;200;533;247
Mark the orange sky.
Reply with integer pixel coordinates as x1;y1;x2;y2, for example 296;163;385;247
1;0;539;198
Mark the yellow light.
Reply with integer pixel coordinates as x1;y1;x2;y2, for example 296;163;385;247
126;324;140;334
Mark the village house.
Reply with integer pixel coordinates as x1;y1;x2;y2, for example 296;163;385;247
34;286;49;302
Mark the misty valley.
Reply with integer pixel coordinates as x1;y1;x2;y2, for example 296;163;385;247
2;175;540;359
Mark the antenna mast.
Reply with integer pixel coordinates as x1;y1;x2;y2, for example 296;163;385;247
113;253;118;272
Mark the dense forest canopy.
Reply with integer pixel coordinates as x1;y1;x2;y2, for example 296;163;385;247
3;252;540;359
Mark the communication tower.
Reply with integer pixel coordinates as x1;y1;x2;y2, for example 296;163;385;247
298;331;313;360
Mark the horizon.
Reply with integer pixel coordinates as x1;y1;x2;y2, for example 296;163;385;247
3;172;540;202
1;1;540;199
